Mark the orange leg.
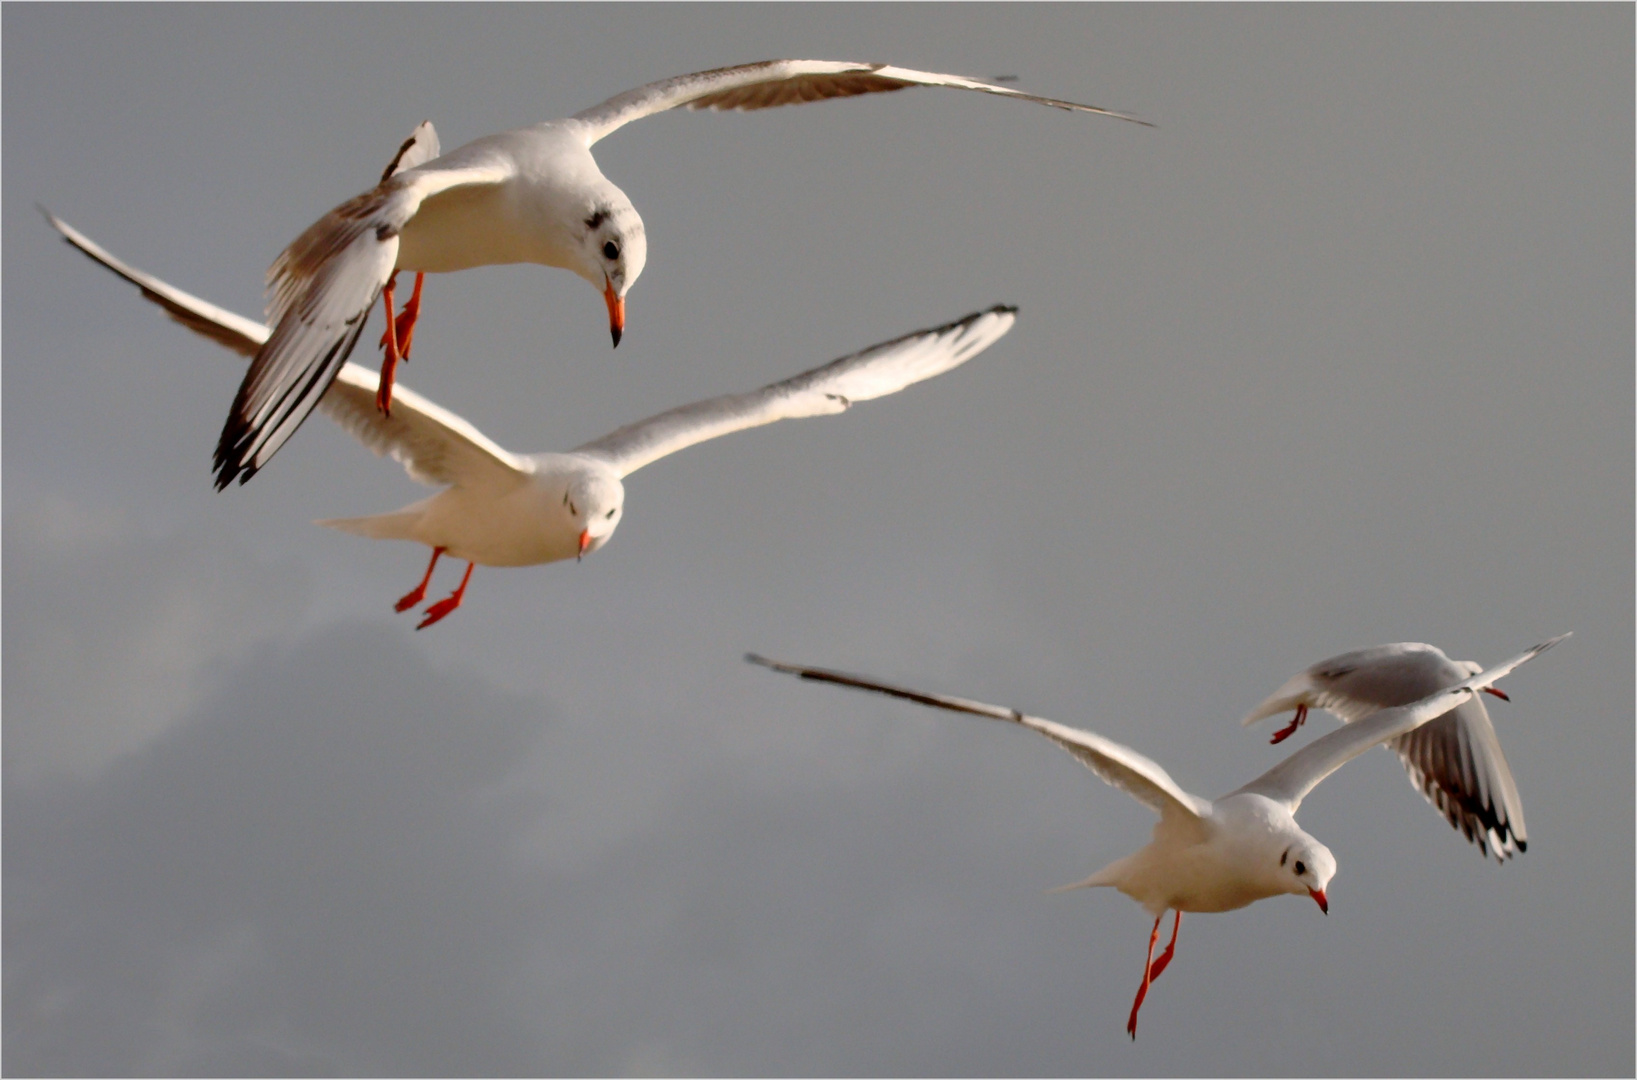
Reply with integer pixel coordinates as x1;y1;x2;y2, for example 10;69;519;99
416;561;474;630
1148;910;1182;981
1126;910;1181;1040
1270;702;1308;745
395;546;445;613
377;276;402;416
378;271;424;359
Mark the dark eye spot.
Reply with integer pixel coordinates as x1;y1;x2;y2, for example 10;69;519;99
569;502;577;517
1294;860;1307;876
606;508;617;518
603;241;620;261
1280;848;1289;867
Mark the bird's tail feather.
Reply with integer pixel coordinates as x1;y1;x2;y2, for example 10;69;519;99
315;509;422;541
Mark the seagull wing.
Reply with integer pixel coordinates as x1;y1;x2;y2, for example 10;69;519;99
43;208;269;358
1389;697;1527;859
53;212;528;493
213;154;515;489
1242;642;1529;858
377;120;441;183
570;59;1150;145
316;368;531;490
747;655;1212;831
1231;635;1567;813
573;306;1013;478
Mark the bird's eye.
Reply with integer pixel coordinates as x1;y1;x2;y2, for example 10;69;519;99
606;508;617;519
569;502;578;516
603;241;619;261
1280;849;1289;867
1294;860;1307;876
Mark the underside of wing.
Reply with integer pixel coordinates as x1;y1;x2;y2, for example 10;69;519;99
1388;702;1527;859
215;161;514;489
44;208;269;358
746;654;1211;833
574;306;1014;477
571;59;1150;145
320;365;530;490
1232;635;1566;812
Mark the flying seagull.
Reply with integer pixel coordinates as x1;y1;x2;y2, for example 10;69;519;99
209;58;1148;488
46;210;1013;629
1243;642;1530;859
747;634;1566;1037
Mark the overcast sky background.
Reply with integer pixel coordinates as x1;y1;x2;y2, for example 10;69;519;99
4;5;1631;1076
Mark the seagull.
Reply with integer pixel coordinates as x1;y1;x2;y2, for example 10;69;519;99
1242;642;1531;859
211;58;1150;489
45;210;1014;629
746;634;1566;1038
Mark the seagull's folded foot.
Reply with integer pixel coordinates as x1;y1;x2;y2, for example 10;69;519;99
394;583;429;613
395;546;445;613
1127;912;1167;1039
378;272;424;359
416;595;461;629
1269;703;1308;745
415;561;474;631
1147;911;1182;981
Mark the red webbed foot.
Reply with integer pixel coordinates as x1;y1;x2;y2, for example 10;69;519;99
415;561;474;630
1270;703;1308;745
395;547;445;613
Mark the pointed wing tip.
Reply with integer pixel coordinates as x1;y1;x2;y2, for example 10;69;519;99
745;652;790;673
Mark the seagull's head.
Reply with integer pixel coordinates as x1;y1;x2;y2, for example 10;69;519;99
574;190;647;348
562;471;625;560
1278;837;1336;914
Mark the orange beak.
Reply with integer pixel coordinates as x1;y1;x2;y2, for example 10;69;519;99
1483;687;1510;702
604;277;624;348
1309;888;1329;915
577;528;592;561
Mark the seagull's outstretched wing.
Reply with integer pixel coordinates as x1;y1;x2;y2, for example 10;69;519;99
213;147;514;490
316;369;531;490
574;306;1015;478
570;59;1152;145
1243;642;1529;859
51;212;529;493
747;654;1212;829
43;208;268;358
1232;635;1567;813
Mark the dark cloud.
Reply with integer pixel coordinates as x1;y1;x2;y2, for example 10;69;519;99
6;624;552;1076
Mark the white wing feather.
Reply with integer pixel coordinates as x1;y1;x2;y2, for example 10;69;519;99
570;59;1151;145
1232;635;1567;812
44;208;269;357
574;306;1015;477
746;655;1212;830
1242;641;1530;858
214;156;514;488
51;211;528;492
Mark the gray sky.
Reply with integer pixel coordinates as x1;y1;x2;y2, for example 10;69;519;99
4;5;1631;1075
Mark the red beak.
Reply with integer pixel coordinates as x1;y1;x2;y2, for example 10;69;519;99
604;277;625;348
1309;887;1329;915
577;529;592;560
1483;687;1510;702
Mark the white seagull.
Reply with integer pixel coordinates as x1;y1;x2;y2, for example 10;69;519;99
210;58;1149;489
1242;642;1531;859
747;634;1566;1038
46;210;1014;629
